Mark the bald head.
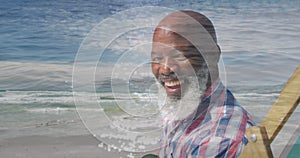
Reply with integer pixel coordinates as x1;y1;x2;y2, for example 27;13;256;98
155;10;218;44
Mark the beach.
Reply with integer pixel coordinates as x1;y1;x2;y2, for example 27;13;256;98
0;89;299;157
0;135;114;158
0;103;299;158
1;0;300;157
0;107;158;158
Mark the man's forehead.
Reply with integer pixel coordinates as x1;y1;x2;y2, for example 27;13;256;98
152;42;201;57
153;28;194;46
153;27;183;38
152;41;196;50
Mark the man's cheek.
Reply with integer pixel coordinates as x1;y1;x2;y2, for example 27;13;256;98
179;63;198;76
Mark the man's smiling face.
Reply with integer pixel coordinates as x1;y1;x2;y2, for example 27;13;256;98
151;28;207;98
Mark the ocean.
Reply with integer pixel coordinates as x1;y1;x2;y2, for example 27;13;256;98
0;0;300;157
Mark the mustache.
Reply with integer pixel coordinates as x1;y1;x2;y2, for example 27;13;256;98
158;73;178;81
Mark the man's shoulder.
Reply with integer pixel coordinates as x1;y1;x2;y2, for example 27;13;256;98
210;93;255;140
224;88;256;125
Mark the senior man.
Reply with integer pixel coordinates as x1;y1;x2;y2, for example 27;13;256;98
150;10;255;158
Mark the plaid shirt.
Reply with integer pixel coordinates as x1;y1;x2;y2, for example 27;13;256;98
159;79;255;158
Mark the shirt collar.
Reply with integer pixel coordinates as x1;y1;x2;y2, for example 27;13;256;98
191;78;223;120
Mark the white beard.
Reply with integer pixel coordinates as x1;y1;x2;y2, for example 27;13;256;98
159;65;209;122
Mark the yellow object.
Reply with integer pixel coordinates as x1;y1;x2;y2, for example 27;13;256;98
240;65;300;158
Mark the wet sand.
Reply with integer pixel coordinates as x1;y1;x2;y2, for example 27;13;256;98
0;135;124;158
1;103;299;158
0;134;158;158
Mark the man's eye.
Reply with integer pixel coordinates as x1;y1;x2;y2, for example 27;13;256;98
152;57;162;63
174;54;187;61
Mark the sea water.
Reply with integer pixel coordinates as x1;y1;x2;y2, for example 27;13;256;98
1;0;300;157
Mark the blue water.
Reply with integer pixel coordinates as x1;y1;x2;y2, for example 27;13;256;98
0;0;300;156
0;0;299;91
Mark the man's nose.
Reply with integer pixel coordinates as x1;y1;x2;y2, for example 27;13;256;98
160;58;173;75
